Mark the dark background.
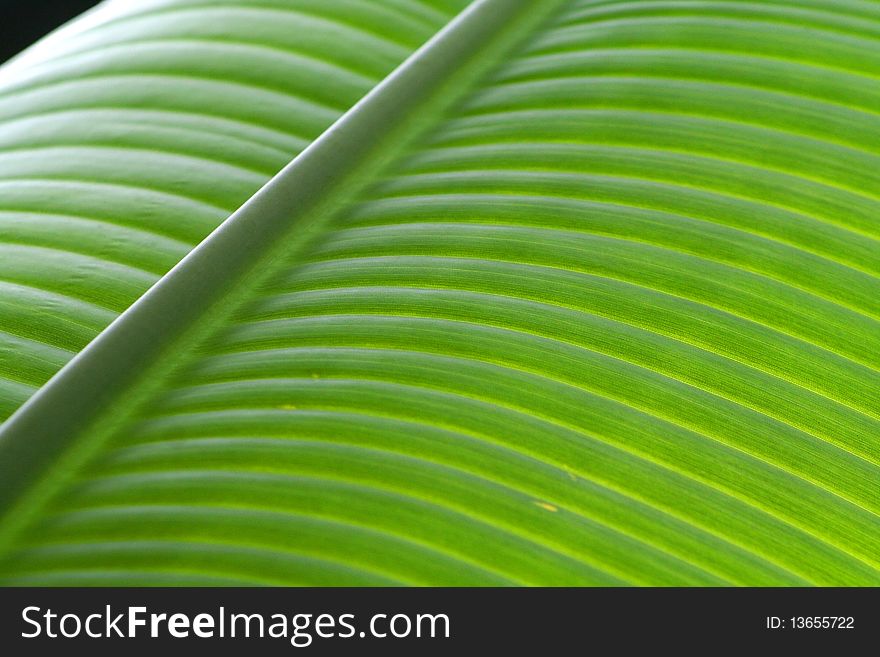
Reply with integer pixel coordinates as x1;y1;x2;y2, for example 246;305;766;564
1;0;100;65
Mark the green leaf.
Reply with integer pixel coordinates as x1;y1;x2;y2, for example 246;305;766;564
0;0;469;418
0;0;878;586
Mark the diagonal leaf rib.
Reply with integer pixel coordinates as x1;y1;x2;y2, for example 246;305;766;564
1;0;879;586
0;0;569;558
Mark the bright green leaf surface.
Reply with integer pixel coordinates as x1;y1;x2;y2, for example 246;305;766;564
0;0;468;418
0;0;878;586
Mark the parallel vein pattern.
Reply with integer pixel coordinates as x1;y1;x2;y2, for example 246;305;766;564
0;0;467;420
1;0;879;586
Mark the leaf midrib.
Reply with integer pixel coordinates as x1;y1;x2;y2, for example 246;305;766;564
0;0;571;558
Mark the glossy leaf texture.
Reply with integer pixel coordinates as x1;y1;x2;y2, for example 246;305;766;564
0;0;468;419
0;0;879;586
